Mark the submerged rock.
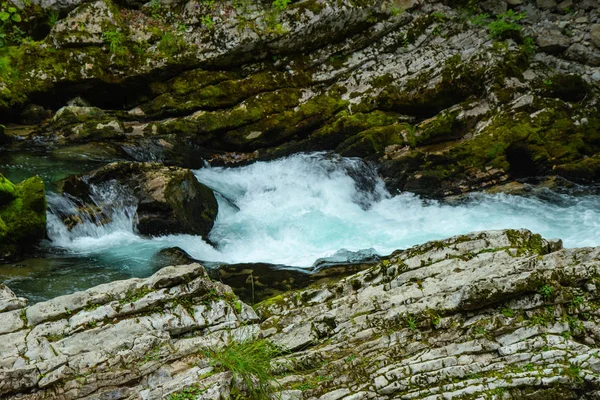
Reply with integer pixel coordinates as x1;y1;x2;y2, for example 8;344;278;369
59;162;218;237
0;174;46;261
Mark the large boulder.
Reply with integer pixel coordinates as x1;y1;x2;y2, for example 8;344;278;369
0;174;47;260
59;162;218;237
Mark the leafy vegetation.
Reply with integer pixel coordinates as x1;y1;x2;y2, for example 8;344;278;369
204;338;282;399
102;29;126;54
472;10;527;41
0;1;23;47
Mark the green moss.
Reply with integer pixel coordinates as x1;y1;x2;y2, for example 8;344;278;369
0;175;46;260
0;173;17;206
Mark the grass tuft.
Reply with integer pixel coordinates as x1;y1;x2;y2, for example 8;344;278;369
204;338;282;399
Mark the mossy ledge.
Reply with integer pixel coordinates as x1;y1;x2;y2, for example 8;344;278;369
1;0;598;198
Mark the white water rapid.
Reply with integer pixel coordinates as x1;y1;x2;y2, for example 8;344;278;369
46;152;600;269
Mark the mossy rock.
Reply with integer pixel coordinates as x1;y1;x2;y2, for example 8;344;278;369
0;173;17;206
59;162;218;238
0;175;47;261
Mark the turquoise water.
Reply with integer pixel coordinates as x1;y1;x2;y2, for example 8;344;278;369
2;152;600;302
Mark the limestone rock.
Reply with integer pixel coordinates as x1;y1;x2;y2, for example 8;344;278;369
1;230;600;399
536;30;571;54
48;0;118;47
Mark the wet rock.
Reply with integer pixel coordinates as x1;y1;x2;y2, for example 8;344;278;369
59;162;218;237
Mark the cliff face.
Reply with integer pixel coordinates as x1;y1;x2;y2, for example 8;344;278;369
2;229;600;399
1;0;599;197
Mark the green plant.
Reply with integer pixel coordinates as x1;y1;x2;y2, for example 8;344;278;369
103;29;126;54
157;32;186;55
538;284;555;299
272;0;290;11
501;307;515;318
204;338;282;399
471;10;527;41
200;14;214;29
431;11;446;22
168;384;205;400
572;295;584;307
487;10;526;40
47;10;59;27
405;316;417;331
390;6;402;16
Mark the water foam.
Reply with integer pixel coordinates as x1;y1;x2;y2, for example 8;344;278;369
46;153;600;269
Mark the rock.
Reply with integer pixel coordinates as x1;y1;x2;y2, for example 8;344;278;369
591;24;600;49
59;162;218;237
536;0;557;9
42;106;127;142
536;30;571;54
0;174;46;261
48;0;118;47
481;0;507;14
19;104;49;124
3;230;599;399
565;42;600;66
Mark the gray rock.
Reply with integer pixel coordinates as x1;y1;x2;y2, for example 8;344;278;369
536;30;571;54
591;24;600;49
537;0;557;9
481;0;507;14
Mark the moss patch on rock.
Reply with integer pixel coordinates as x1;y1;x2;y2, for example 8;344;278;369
0;174;47;260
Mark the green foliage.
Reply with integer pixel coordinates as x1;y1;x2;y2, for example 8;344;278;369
501;307;515;318
47;10;59;27
272;0;290;11
405;316;417;331
157;32;186;55
472;10;527;41
204;338;282;399
168;385;205;400
102;29;126;54
538;284;555;299
389;6;402;16
0;2;24;47
200;14;214;29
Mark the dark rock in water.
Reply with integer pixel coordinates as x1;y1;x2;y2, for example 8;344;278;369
153;247;197;267
0;174;46;261
59;162;218;238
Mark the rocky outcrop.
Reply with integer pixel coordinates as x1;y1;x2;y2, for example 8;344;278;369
0;174;46;261
1;0;599;197
2;229;600;399
58;162;218;237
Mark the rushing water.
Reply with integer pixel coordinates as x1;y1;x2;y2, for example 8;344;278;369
2;152;600;301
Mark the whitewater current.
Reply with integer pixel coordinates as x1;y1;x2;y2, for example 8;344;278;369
45;153;600;270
